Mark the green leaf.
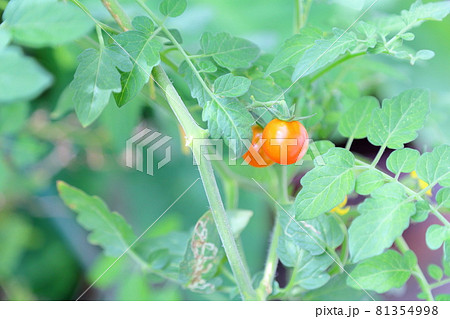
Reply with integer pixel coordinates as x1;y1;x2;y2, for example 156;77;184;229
179;61;211;106
200;32;260;69
294;148;355;220
246;78;284;102
279;211;344;256
436;294;450;301
197;59;217;73
51;85;75;120
113;17;162;106
411;200;430;223
179;211;223;293
427;264;443;281
132;16;155;34
70;47;132;127
347;250;415;293
3;0;93;48
202;98;253;157
213;73;251;97
349;183;415;262
265;27;322;75
227;209;253;237
425;224;450;250
401;0;450;27
338;96;379;139
0;102;29;134
367;89;430;149
57;181;136;257
386;148;420;174
416;145;450;187
303;273;372;301
292;28;358;81
306;140;335;161
0;46;52;103
355;21;378;48
436;188;450;208
278;236;333;290
159;0;187;17
355;170;385;195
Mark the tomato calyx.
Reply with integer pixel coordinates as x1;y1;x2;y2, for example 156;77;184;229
247;97;315;122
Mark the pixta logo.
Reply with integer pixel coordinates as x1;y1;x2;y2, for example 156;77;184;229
126;128;172;175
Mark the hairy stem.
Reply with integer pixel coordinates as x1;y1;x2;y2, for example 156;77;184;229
395;237;434;301
152;67;258;301
256;217;281;299
101;0;132;31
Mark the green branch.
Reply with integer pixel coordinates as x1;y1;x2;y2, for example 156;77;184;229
256;217;281;299
152;66;258;301
101;0;132;31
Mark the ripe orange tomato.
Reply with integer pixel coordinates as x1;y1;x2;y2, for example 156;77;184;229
242;126;274;167
262;119;309;165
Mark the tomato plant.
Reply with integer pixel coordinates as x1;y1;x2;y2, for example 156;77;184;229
0;0;450;302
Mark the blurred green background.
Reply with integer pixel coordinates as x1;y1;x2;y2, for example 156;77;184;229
0;0;448;300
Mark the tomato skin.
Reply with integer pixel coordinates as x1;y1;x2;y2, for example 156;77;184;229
242;126;274;167
262;119;309;165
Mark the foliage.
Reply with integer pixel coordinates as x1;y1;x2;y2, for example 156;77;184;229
0;0;449;301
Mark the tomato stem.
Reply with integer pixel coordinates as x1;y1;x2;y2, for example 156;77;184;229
100;0;132;31
152;49;259;302
96;0;259;300
256;217;281;299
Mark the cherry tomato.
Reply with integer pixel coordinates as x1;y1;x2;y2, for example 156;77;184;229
262;119;309;165
242;126;274;167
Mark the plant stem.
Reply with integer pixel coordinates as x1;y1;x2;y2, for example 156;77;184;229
98;0;257;300
256;217;281;299
281;165;290;204
294;0;304;34
345;136;354;151
152;66;258;300
101;0;132;31
371;144;386;167
309;52;367;82
95;25;105;47
395;237;434;301
429;278;450;290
